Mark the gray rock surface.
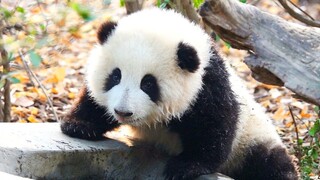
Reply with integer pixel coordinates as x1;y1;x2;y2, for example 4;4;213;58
0;123;232;179
0;171;31;179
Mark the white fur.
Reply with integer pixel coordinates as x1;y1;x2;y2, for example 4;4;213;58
218;64;283;173
86;8;212;126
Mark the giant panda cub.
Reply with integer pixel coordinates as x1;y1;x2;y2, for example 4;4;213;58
61;8;298;180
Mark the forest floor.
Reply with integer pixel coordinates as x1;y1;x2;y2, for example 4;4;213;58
1;0;319;178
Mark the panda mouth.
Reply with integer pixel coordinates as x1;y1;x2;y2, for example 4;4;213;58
115;115;137;124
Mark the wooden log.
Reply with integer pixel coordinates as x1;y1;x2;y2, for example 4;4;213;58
124;0;144;14
200;0;320;106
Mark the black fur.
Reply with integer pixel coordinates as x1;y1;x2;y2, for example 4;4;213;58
232;144;298;180
140;74;160;103
165;48;239;179
97;21;117;44
104;68;121;92
176;42;200;73
60;87;119;140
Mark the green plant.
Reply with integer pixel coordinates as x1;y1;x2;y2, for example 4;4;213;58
299;106;320;179
192;0;204;8
157;0;171;8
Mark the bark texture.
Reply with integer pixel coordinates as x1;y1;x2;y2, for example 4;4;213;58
124;0;144;14
200;0;320;106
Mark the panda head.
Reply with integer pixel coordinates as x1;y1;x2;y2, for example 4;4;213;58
86;9;212;126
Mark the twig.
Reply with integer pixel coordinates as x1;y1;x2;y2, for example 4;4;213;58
278;0;320;27
287;0;315;21
18;50;35;87
294;114;310;130
18;50;59;121
289;105;301;161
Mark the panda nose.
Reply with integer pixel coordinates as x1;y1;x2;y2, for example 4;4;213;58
114;109;133;117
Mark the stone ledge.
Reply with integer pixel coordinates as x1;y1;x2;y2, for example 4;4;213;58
0;171;30;179
0;123;232;179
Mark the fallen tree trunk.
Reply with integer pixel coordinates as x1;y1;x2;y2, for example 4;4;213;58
124;0;144;14
199;0;320;106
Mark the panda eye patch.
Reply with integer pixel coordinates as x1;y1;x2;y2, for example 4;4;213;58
140;74;160;103
104;68;121;91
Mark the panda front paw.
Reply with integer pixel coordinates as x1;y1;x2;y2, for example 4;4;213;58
164;156;211;180
60;121;106;140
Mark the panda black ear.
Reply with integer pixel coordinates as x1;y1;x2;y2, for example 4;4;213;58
97;21;117;44
176;42;200;73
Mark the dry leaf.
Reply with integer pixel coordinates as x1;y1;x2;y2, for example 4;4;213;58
51;87;59;94
45;67;66;83
30;107;39;115
17;119;28;123
13;96;34;107
28;115;40;123
68;92;76;99
273;107;285;121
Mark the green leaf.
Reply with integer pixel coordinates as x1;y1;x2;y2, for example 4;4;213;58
35;37;49;49
16;6;25;13
0;7;14;19
314;106;319;114
298;138;304;145
193;0;204;8
309;119;320;137
158;0;170;8
157;0;161;7
159;3;167;8
311;148;318;159
103;0;112;5
239;0;247;3
225;42;231;49
70;3;95;22
8;52;14;62
8;77;20;84
120;0;125;7
0;78;6;89
39;23;47;32
29;50;42;67
215;34;220;42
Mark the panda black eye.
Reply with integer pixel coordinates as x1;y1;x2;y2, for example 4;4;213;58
104;68;121;91
112;71;121;83
142;81;153;89
140;74;160;103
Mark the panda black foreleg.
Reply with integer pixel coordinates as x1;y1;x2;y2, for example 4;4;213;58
60;87;120;140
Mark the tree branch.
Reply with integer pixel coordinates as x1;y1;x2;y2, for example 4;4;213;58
124;0;144;14
0;19;11;122
171;0;200;24
278;0;320;27
200;0;320;106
